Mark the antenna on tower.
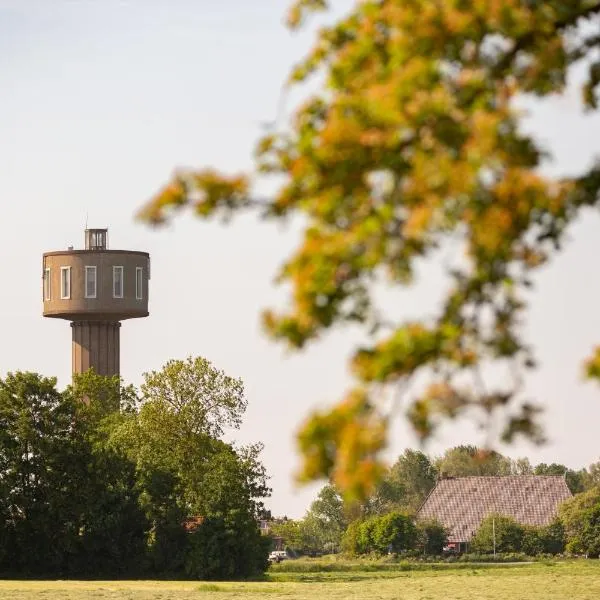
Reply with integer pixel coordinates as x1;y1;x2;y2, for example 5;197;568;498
84;212;88;231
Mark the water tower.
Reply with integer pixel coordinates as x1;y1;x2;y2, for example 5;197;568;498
42;228;150;377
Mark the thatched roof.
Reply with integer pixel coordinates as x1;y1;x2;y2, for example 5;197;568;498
416;475;572;543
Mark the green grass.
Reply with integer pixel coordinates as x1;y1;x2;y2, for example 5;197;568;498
268;555;535;573
1;561;600;599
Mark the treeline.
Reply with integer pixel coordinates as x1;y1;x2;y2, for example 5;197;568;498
0;358;271;579
271;446;600;557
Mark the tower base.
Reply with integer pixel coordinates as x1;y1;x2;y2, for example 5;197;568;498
71;321;121;377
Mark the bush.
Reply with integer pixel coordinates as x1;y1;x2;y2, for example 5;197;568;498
184;511;270;580
416;519;448;555
522;521;565;556
341;512;416;556
372;512;417;554
470;514;524;554
560;486;600;558
341;520;362;555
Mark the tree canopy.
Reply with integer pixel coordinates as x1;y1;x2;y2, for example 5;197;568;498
0;360;270;579
138;0;600;500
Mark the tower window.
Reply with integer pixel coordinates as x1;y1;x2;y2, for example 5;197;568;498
113;266;124;298
43;268;51;301
136;267;143;300
85;266;97;298
60;266;71;300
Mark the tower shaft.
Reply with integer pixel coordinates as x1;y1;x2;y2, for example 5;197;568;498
71;320;121;377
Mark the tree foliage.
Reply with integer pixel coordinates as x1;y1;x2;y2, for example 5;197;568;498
302;484;348;552
141;356;246;438
471;513;565;555
470;514;524;554
559;485;600;557
0;361;270;578
341;511;416;555
185;511;270;580
0;371;147;576
415;519;448;555
436;445;513;477
361;449;437;515
110;357;269;521
137;0;600;500
521;521;565;556
533;462;588;494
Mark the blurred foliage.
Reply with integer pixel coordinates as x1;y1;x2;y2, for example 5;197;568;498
139;0;600;500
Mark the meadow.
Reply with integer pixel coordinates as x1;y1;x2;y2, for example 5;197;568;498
1;561;600;600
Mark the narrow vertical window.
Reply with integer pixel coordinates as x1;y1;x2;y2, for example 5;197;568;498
136;267;143;300
43;268;51;301
85;266;97;298
60;266;71;299
113;266;124;298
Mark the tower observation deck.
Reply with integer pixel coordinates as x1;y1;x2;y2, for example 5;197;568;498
42;228;150;377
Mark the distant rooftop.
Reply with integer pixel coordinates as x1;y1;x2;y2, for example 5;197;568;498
417;475;572;543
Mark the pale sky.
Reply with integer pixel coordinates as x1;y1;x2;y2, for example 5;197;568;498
2;0;600;518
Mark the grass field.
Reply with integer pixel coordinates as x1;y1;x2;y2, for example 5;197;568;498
1;561;599;599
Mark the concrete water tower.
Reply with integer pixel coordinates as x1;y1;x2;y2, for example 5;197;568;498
42;228;150;377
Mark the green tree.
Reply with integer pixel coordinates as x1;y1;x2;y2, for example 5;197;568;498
141;356;246;438
197;442;271;518
559;486;600;557
361;474;407;516
0;372;76;573
342;512;416;555
371;512;417;554
269;519;304;554
587;460;600;488
470;514;524;554
110;357;269;520
341;519;363;555
436;446;513;477
533;463;587;494
301;484;348;553
309;485;348;530
0;371;148;576
389;449;438;510
416;519;448;555
185;511;270;580
511;457;534;475
108;357;271;575
521;520;565;556
138;0;600;500
360;449;436;515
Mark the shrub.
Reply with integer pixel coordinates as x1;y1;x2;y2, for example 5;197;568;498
560;486;600;558
184;511;270;580
415;519;448;555
470;514;524;554
342;513;416;556
372;512;417;554
522;521;565;556
341;520;362;555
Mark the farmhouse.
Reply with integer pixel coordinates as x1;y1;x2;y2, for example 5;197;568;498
417;475;572;552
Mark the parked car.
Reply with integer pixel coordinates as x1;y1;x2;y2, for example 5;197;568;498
268;550;289;563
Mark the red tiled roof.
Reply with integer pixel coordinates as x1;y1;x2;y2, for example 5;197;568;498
182;516;205;532
416;475;572;543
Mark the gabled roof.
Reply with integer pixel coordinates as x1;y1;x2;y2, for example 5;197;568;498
416;475;572;543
